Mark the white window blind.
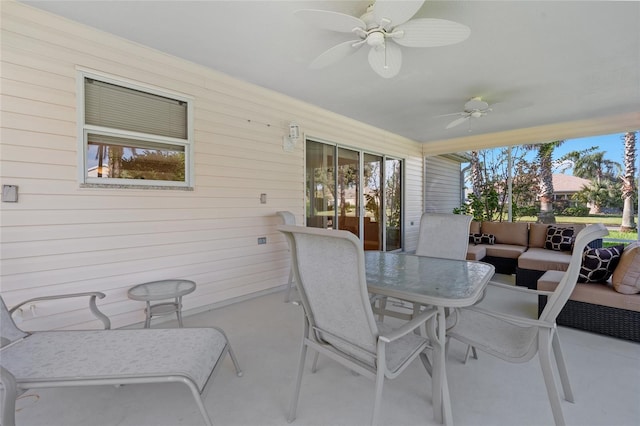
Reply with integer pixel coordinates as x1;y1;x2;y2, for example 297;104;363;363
79;71;193;187
84;78;187;139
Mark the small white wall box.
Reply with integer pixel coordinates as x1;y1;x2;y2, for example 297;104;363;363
2;185;18;202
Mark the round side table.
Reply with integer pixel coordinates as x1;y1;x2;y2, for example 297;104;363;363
127;279;196;328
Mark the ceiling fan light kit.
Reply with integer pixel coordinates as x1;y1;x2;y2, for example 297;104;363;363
295;0;470;78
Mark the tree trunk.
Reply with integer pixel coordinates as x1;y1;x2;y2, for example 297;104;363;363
470;150;483;197
621;197;635;231
620;131;636;232
537;142;560;223
538;195;556;223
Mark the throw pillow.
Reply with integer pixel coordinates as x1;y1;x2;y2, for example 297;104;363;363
471;233;495;245
612;243;640;294
545;226;574;251
469;233;477;244
578;244;624;283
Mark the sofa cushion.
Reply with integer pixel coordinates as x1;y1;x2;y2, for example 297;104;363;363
466;244;486;261
529;223;586;249
518;247;572;272
485;244;527;259
538;270;640;313
470;221;481;234
612;243;640;294
481;221;529;246
578;245;624;283
545;226;575;251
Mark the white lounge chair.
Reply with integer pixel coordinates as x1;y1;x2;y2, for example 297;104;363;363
0;292;242;426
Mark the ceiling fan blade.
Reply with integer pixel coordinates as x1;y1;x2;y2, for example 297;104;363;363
368;42;402;78
393;18;471;47
435;112;465;118
294;9;365;33
310;40;363;69
446;115;470;129
374;0;425;28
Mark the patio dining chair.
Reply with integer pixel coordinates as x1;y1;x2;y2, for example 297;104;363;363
373;213;473;324
447;223;608;426
277;225;437;426
0;292;242;426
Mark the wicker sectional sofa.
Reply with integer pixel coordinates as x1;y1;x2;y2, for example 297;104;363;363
466;221;586;283
466;221;640;342
537;243;640;342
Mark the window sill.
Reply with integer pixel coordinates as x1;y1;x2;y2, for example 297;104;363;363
80;183;194;191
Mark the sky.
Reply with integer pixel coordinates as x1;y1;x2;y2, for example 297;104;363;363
556;133;627;166
526;132;634;176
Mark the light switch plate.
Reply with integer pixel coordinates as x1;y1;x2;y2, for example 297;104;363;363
2;185;18;202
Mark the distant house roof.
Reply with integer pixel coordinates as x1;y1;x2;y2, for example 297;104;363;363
553;174;591;193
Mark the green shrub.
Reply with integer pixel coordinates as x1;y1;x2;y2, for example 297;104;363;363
562;206;590;216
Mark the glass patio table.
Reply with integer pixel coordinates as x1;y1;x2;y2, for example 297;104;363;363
365;251;494;426
127;279;196;328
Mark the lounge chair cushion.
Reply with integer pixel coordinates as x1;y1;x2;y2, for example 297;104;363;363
0;328;227;392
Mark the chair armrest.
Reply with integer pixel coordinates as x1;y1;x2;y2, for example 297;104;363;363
465;305;555;329
379;307;438;343
487;281;554;297
9;292;111;329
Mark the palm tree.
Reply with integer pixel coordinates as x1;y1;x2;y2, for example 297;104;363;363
470;150;483;197
621;131;637;232
563;148;621;184
574;181;618;214
526;141;564;223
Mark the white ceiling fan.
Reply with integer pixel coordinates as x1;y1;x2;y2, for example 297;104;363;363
441;97;494;129
295;0;470;78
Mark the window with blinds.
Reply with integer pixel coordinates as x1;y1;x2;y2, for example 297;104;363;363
79;72;192;187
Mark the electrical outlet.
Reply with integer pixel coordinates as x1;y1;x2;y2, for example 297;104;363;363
2;185;18;202
258;237;267;245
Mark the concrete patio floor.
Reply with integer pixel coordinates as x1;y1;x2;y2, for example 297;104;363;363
12;277;640;426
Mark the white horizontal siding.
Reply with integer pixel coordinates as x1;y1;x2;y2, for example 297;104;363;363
424;156;463;214
0;1;424;329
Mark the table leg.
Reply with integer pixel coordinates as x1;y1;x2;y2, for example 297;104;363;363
427;306;453;425
144;301;152;328
176;296;184;327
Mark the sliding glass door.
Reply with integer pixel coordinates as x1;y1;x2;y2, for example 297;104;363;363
385;158;402;251
337;148;360;237
363;153;383;250
305;139;402;251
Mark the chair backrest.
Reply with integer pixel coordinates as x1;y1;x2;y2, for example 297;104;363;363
539;223;608;322
415;213;473;259
277;225;379;366
276;211;296;226
0;296;28;348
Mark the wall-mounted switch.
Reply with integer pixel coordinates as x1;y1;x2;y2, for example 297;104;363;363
258;237;267;245
2;185;18;202
260;193;267;204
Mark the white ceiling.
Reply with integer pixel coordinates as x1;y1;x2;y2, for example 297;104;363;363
22;0;640;147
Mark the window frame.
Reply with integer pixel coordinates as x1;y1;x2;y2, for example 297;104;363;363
76;69;194;189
